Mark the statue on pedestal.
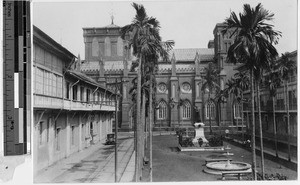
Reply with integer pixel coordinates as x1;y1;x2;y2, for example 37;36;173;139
192;122;209;147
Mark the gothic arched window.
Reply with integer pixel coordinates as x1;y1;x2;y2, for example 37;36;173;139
104;37;111;56
157;101;167;120
233;102;242;119
117;37;123;56
182;101;191;119
92;38;99;57
205;100;215;119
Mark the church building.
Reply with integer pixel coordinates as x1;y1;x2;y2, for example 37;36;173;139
80;20;241;133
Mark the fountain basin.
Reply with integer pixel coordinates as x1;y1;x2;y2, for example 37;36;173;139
204;161;251;175
178;145;224;151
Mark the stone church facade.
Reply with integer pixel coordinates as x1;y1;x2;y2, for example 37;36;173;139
80;21;243;133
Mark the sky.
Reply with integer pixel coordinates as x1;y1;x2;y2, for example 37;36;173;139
33;0;298;59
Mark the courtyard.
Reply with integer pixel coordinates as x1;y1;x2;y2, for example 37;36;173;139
141;134;297;181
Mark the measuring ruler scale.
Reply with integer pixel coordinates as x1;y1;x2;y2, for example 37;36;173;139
3;0;31;155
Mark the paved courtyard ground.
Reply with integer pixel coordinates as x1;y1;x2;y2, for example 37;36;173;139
145;134;297;182
34;132;135;183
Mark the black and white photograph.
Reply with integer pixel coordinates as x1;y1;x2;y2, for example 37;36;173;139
0;0;298;183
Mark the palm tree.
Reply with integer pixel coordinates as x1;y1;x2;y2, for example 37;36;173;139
234;72;249;141
144;54;159;182
254;69;266;179
277;53;296;162
121;4;173;180
143;48;172;182
201;62;220;135
121;3;160;179
223;3;281;180
224;78;240;128
223;72;249;141
129;62;150;174
214;89;227;127
264;69;281;158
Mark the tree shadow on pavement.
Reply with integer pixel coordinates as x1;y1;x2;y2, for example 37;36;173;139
169;147;180;152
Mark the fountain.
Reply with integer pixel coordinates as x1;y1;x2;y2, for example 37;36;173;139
222;145;234;156
204;159;251;175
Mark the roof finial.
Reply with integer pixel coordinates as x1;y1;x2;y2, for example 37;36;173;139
111;14;114;25
110;9;114;25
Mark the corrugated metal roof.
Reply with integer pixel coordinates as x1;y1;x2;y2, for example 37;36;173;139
33;25;76;60
66;70;114;94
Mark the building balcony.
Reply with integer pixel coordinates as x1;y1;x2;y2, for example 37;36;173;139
34;94;115;111
63;99;115;111
275;104;297;111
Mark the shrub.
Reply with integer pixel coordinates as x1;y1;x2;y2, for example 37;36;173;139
180;137;194;147
176;128;186;136
208;136;223;147
257;173;288;180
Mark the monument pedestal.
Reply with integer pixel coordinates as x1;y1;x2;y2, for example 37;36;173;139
192;122;209;147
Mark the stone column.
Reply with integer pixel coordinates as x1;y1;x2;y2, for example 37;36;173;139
170;53;179;127
66;113;70;157
78;113;82;151
194;53;203;122
121;59;131;131
48;116;54;165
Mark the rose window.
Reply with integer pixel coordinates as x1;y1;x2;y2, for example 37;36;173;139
181;82;191;93
158;83;167;93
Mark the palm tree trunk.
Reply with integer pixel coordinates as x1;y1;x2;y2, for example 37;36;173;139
149;74;153;182
236;104;239;136
232;95;235;133
250;70;257;180
218;103;221;127
145;114;147;150
209;92;212;135
141;90;146;165
272;96;278;157
256;81;265;180
241;94;244;141
135;57;142;181
178;86;180;127
285;80;291;161
246;111;249;134
133;106;137;177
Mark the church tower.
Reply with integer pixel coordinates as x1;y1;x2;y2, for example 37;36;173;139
82;16;132;131
83;16;130;62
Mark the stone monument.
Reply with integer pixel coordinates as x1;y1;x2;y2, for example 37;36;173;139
192;122;209;147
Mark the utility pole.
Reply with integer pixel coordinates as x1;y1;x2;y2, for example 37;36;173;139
178;85;181;127
106;78;128;182
114;78;118;182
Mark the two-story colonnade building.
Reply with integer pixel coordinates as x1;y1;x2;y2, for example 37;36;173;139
33;26;116;175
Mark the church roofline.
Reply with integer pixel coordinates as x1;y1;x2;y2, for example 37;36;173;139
170;48;214;62
82;25;121;30
213;22;227;34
